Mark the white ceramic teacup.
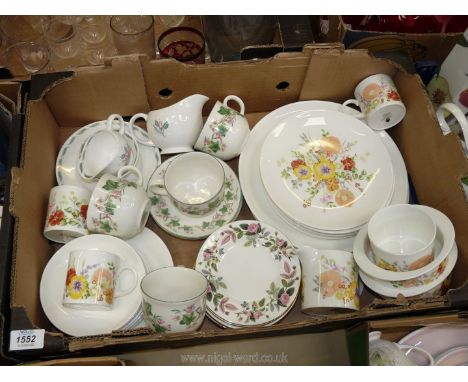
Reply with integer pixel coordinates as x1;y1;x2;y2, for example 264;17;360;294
141;266;208;334
368;204;436;272
342;73;406;130
194;95;250;160
63;249;138;310
77;114;139;181
297;247;360;315
437;102;468;157
86;165;151;239
44;185;91;243
148;152;225;216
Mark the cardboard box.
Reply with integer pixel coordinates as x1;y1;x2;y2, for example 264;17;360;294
4;45;468;360
21;356;130;366
318;16;464;65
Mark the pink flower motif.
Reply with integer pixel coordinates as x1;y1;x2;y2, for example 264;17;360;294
280;292;290;305
186;304;194;314
203;251;212;261
253;311;262;320
247;223;259;233
157;318;164;324
277;239;285;247
207;284;212;294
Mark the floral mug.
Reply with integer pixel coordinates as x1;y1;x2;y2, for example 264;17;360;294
297;247;360;315
44;185;91;243
63;249;138;310
342;73;406;130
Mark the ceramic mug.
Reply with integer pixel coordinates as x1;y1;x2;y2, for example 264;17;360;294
342;74;406;130
77;114;139;182
148;152;225;216
436;102;468;157
194;95;250;160
86;165;151;239
368;204;436;272
63;249;138;310
297;247;360;315
141;266;208;334
44;185;91;243
128;94;209;155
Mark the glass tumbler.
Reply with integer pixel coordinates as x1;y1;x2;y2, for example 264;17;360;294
110;16;156;59
45;21;81;59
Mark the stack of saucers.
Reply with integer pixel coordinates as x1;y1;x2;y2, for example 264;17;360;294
258;108;396;240
354;204;457;298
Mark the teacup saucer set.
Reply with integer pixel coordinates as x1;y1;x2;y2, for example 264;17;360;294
39;73;459;340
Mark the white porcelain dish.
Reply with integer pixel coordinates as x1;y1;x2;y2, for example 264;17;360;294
239;101;409;250
40;234;146;337
260;109;394;231
195;220;301;328
56;120;160;192
353;205;455;281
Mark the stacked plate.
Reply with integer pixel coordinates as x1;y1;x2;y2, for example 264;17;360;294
195;220;301;328
240;101;409;250
40;229;173;336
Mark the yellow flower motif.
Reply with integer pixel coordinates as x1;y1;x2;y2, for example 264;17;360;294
293;164;313;180
313;158;336;181
67;275;88;299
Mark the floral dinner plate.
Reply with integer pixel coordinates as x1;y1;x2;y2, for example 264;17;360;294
149;156;242;240
260;109;394;231
195;220;301;327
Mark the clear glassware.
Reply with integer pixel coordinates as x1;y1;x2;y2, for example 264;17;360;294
45;21;81;59
0;42;50;76
80;16;109;45
0;16;39;43
24;16;52;36
110;16;155;59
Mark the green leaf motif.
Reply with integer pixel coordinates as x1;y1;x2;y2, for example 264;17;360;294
225;191;233;201
102;180;120;191
218;124;229;137
209;141;220;153
219;206;228;214
218;105;232;115
100;221;113;233
180;313;196;326
150;195;160;205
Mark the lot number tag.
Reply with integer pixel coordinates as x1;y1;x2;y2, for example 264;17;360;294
9;329;45;351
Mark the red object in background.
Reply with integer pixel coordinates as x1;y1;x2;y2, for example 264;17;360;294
360;16;443;33
445;16;468;33
459;89;468;109
341;16;365;29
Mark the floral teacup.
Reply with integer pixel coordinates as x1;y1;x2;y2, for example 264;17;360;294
63;249;138;310
194;95;250;160
297;247;360;315
141;267;208;333
342;73;406;130
44;185;91;243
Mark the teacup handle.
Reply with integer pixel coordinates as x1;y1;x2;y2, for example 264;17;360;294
106;114;126;135
114;266;138;298
341;99;365;120
77;133;113;182
147;176;169;196
436;102;468;155
128;113;153;145
397;344;435;366
118;165;143;187
223;95;245;115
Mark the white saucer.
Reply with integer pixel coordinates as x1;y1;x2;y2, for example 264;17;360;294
40;234;146;337
149;156;243;240
359;242;457;298
353;205;455;281
125;228;173;272
239;101;409;251
56;120;161;192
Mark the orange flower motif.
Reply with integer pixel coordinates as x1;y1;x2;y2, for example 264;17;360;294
341;157;355;171
387;90;401;101
408;254;433;271
326;177;339;192
362;83;382;101
321;136;342;155
320;270;343;298
80;204;88;219
291;159;305;169
65;268;76;286
92;268;114;286
48;210;65;226
335;189;355;207
104;288;114;305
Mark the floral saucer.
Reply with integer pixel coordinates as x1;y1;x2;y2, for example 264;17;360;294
39;234;146;337
56;120;160;192
195;220;301;327
149;156;242;240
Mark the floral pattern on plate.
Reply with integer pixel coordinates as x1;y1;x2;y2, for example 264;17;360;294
312;255;359;308
201;105;242;154
389;259;448;289
358;80;401;114
195;221;301;327
278;130;375;210
149;157;242;240
371;252;434;272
